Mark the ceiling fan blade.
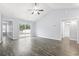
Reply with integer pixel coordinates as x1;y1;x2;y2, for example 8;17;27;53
37;12;40;15
32;12;34;14
39;9;44;11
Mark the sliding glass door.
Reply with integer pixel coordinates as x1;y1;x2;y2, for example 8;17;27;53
19;24;31;38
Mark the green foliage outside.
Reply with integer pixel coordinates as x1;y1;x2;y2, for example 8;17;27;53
19;24;30;31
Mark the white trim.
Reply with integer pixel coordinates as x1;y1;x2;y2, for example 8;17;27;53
37;36;61;41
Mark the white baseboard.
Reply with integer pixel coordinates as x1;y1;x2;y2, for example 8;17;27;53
37;36;61;41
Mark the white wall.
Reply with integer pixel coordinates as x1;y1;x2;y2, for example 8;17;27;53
0;14;1;42
70;23;77;40
77;21;79;43
36;8;79;41
36;10;61;40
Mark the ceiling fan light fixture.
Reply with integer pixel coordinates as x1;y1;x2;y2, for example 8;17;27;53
34;6;38;10
37;12;40;15
28;3;44;15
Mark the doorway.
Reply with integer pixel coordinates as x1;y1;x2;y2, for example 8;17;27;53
2;20;13;43
61;20;78;41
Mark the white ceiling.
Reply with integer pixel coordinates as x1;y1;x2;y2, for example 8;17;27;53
0;3;79;21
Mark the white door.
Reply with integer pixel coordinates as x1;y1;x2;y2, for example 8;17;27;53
61;22;70;38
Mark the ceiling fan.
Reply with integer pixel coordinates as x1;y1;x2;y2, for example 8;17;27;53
28;3;44;15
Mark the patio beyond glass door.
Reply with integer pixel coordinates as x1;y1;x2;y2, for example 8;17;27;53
19;24;31;38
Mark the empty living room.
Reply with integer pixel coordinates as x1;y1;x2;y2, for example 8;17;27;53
0;0;79;57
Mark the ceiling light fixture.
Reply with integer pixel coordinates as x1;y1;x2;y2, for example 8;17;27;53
28;3;44;15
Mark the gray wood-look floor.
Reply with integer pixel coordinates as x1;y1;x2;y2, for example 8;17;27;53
0;36;79;56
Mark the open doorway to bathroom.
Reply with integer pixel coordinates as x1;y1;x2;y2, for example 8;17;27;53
19;24;31;38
